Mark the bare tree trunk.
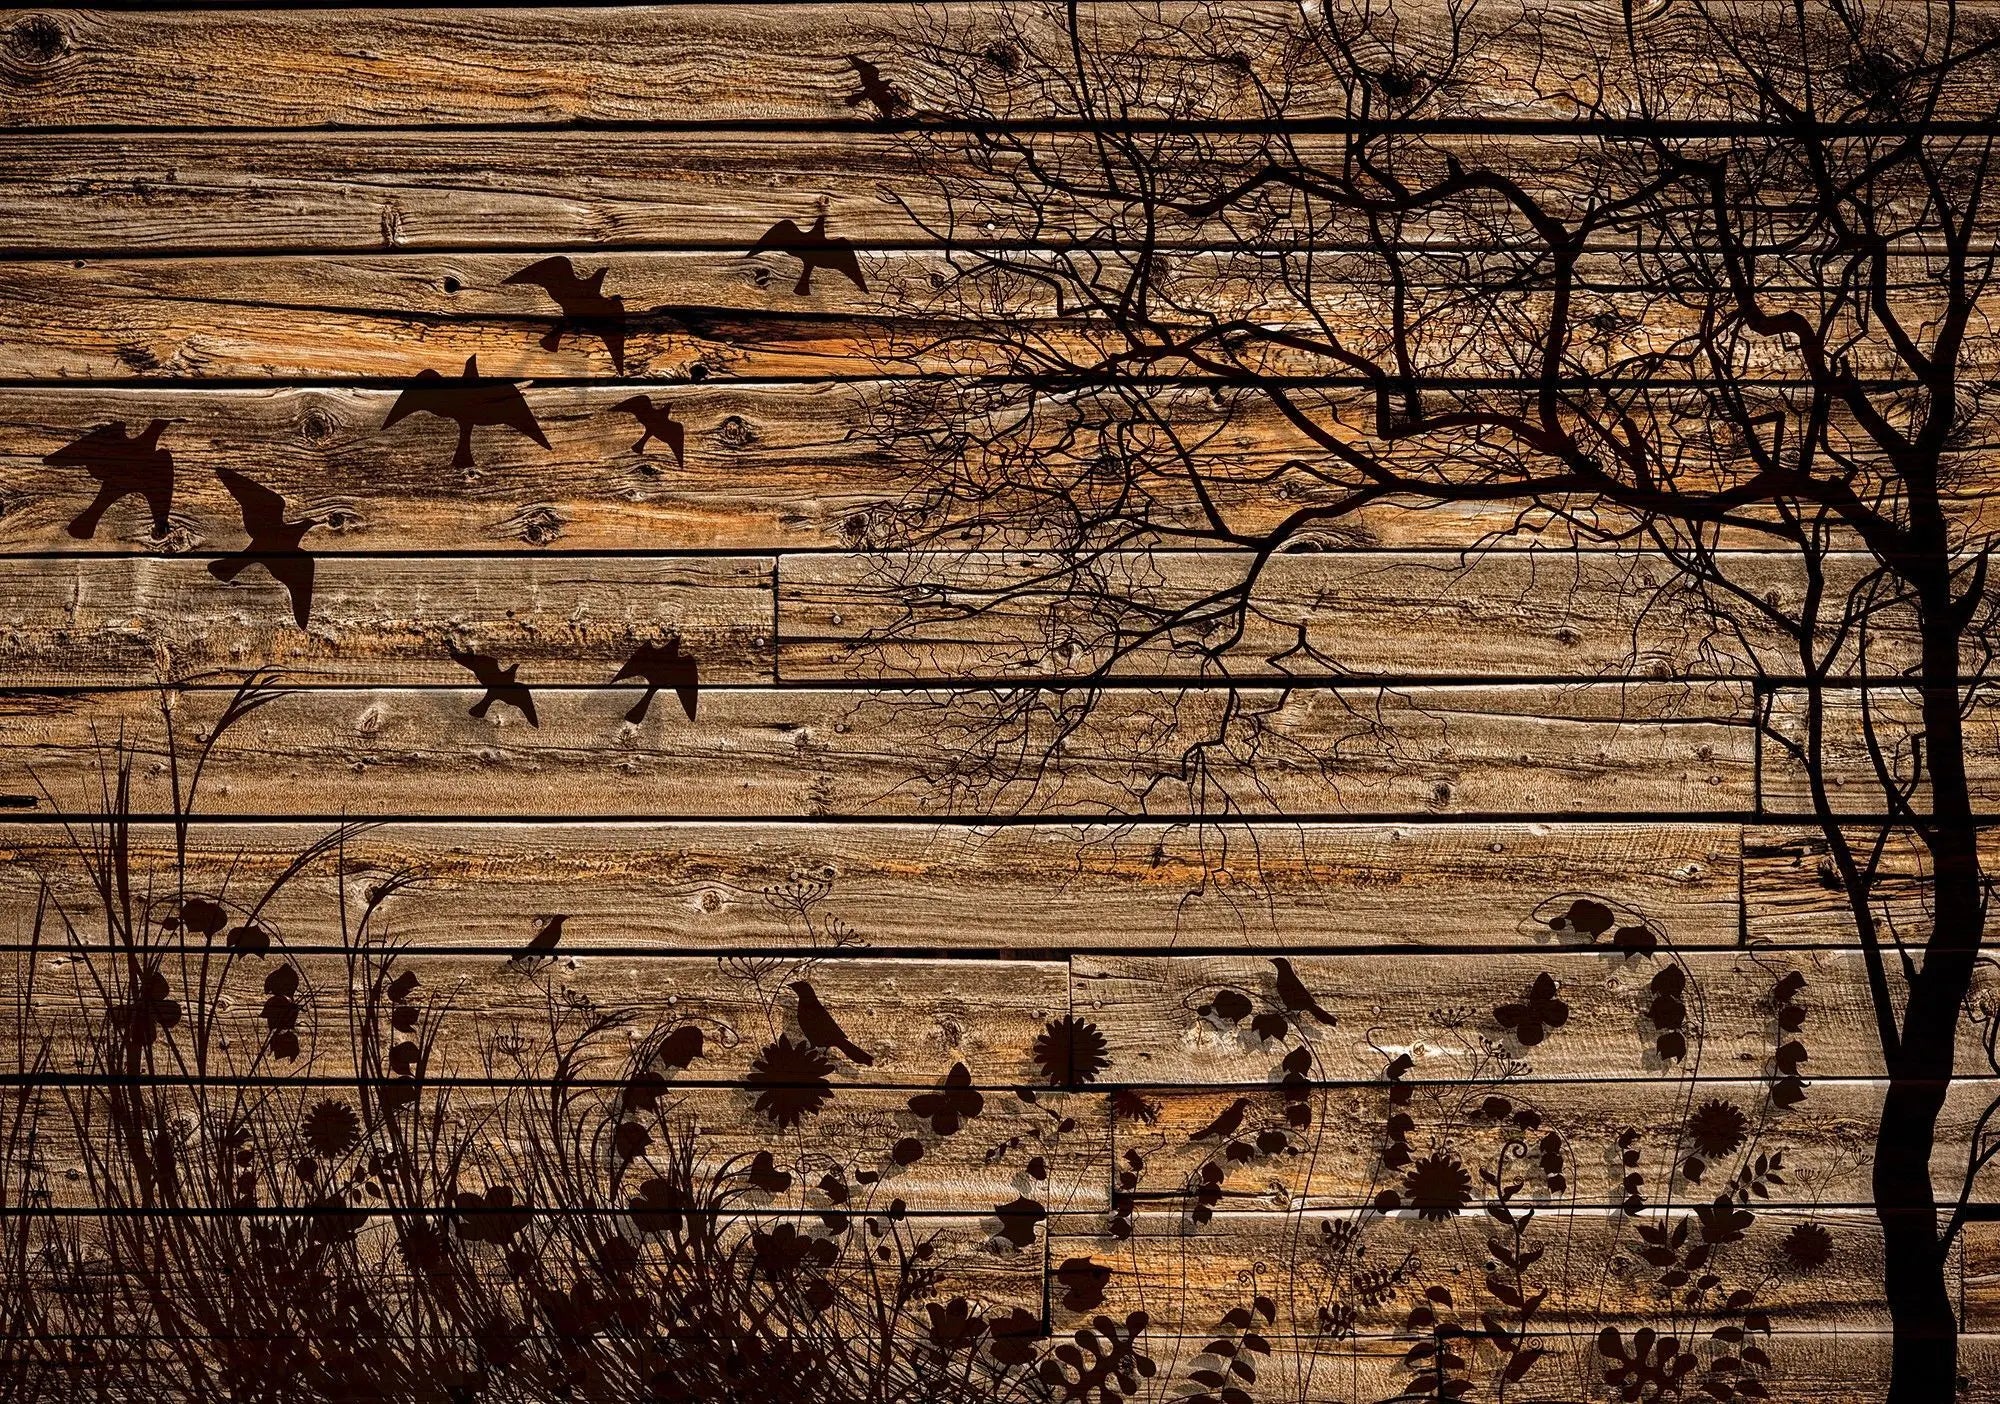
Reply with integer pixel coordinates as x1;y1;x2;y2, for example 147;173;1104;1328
1880;590;1982;1404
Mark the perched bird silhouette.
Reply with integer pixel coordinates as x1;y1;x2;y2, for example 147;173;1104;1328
382;356;551;470
790;980;874;1065
1272;958;1336;1026
209;469;320;627
503;257;628;373
609;395;686;465
748;215;867;295
446;642;539;726
510;914;566;965
611;639;699;723
845;55;906;118
46;420;176;541
1188;1096;1250;1143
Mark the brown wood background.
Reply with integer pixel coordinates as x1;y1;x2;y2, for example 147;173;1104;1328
4;3;1998;1398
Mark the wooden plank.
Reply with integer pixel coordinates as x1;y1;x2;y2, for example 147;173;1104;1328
10;1083;1112;1216
1744;825;2000;947
1051;1207;1912;1336
0;1212;1051;1317
0;556;773;687
19;1;1984;129
1071;948;1937;1081
1131;1078;2000;1212
3;250;1973;382
10;387;1948;558
0;684;1755;819
0;382;920;556
0;128;1984;255
0;1332;1978;1403
780;550;1817;681
0;1331;1980;1404
2;952;1068;1089
0;818;1746;952
1763;687;2000;816
0;131;938;252
24;1074;1967;1215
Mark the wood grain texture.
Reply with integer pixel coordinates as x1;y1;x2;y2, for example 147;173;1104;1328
0;819;1745;952
16;1;1978;129
1070;948;1948;1080
0;684;1755;819
1;0;1973;1384
6;250;1977;381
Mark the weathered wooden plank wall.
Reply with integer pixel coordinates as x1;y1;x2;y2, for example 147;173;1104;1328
2;3;1992;1401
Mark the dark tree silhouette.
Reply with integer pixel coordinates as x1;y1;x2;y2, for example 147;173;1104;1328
874;2;2000;1396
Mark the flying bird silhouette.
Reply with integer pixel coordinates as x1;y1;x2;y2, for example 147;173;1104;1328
790;980;874;1065
382;356;551;470
208;469;319;627
510;914;566;965
1272;958;1336;1026
46;420;176;541
446;642;539;726
503;257;628;373
1188;1096;1250;1143
609;395;686;465
748;214;867;295
611;639;699;723
845;55;906;118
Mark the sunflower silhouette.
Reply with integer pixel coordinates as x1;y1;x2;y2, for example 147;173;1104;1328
1782;1221;1834;1272
1687;1098;1749;1157
301;1099;361;1157
748;1035;836;1128
1033;1014;1111;1087
1403;1151;1473;1220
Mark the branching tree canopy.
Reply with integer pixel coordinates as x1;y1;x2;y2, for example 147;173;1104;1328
863;1;2000;1396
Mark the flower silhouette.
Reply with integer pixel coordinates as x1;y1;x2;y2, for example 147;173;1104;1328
926;1297;985;1352
629;1177;688;1236
1033;1014;1110;1087
454;1185;532;1245
1782;1221;1834;1272
1403;1151;1473;1221
1687;1099;1749;1157
1598;1326;1698;1401
748;1035;835;1128
1494;972;1570;1046
301;1099;361;1157
985;1306;1042;1365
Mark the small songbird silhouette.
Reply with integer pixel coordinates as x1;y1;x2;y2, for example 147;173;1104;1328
611;639;699;723
209;468;320;627
382;356;551;470
46;420;176;541
503;257;628;373
609;395;685;465
446;642;539;726
510;914;566;965
844;55;906;118
1272;957;1337;1026
1187;1096;1250;1143
748;214;867;295
790;979;874;1065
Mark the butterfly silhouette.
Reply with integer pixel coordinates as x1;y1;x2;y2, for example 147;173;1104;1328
907;1062;984;1135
